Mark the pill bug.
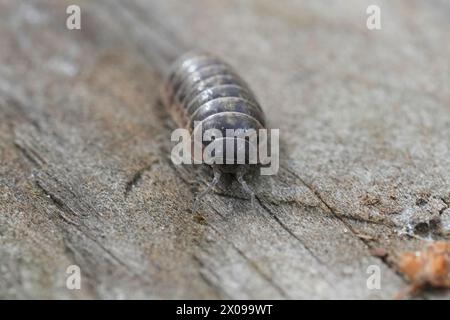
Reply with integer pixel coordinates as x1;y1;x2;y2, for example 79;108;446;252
162;51;267;210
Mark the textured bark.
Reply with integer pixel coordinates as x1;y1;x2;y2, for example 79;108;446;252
1;0;449;299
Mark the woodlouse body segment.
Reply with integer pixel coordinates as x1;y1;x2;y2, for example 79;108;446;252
162;51;267;210
163;51;266;140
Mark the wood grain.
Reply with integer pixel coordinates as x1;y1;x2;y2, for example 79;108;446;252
1;0;449;299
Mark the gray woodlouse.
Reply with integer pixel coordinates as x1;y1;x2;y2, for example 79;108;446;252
162;51;267;210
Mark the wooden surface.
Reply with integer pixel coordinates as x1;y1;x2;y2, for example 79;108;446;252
1;0;449;299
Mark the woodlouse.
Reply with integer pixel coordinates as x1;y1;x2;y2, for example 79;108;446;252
162;51;267;210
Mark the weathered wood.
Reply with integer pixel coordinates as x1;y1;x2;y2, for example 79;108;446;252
1;0;449;299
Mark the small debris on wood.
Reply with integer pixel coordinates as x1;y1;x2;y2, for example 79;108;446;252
395;241;450;299
355;233;374;241
370;247;388;258
360;194;381;207
193;214;208;225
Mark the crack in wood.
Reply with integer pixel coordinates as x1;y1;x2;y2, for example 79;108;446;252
281;164;407;282
254;194;326;267
191;254;232;299
195;224;291;299
124;161;157;197
13;140;46;168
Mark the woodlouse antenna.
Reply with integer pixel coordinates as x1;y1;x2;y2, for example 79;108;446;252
192;167;221;213
236;167;255;209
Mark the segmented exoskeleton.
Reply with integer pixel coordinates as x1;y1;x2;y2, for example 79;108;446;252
162;52;267;210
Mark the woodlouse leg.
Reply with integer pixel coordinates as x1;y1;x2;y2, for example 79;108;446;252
192;166;221;213
236;168;255;209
